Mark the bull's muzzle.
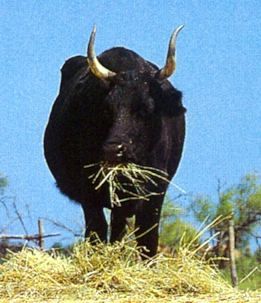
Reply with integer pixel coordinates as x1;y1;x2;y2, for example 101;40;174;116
103;142;127;164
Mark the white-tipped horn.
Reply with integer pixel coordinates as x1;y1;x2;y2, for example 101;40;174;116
87;26;117;80
157;25;184;80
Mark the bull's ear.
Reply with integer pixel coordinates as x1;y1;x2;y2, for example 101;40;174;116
162;89;186;117
60;56;86;91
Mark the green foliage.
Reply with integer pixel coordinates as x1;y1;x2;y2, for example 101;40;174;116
190;173;261;253
160;198;182;222
192;195;215;223
0;174;8;195
237;254;261;290
216;190;234;217
160;218;198;248
221;253;261;290
254;247;261;263
159;199;198;249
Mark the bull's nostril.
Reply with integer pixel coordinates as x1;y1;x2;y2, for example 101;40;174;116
103;142;126;162
117;151;123;157
117;143;127;153
117;144;124;158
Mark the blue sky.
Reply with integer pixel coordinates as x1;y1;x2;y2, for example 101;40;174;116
0;1;260;246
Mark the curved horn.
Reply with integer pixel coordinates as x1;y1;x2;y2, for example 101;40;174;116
157;25;184;80
87;26;117;79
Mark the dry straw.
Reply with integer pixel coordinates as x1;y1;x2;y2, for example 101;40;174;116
84;162;185;207
0;234;259;302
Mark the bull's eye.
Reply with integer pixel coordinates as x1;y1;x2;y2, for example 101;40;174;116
135;98;155;118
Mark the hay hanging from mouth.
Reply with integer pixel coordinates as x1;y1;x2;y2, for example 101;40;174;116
84;162;174;207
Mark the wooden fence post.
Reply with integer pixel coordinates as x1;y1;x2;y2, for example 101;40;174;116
229;218;238;287
38;219;44;249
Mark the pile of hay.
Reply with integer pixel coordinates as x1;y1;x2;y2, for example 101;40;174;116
0;239;259;302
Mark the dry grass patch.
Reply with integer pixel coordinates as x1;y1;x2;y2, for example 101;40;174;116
0;239;260;302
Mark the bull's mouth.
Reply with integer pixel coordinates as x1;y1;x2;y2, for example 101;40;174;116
102;149;138;166
101;158;137;167
84;161;170;207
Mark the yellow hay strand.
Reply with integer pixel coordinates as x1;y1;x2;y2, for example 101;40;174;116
84;162;185;207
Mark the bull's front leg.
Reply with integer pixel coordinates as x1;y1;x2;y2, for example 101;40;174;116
110;206;128;243
135;198;163;258
82;204;108;243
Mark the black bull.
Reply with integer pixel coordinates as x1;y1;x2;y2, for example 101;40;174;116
44;27;186;257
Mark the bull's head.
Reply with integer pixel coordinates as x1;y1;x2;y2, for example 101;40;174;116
86;27;185;166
